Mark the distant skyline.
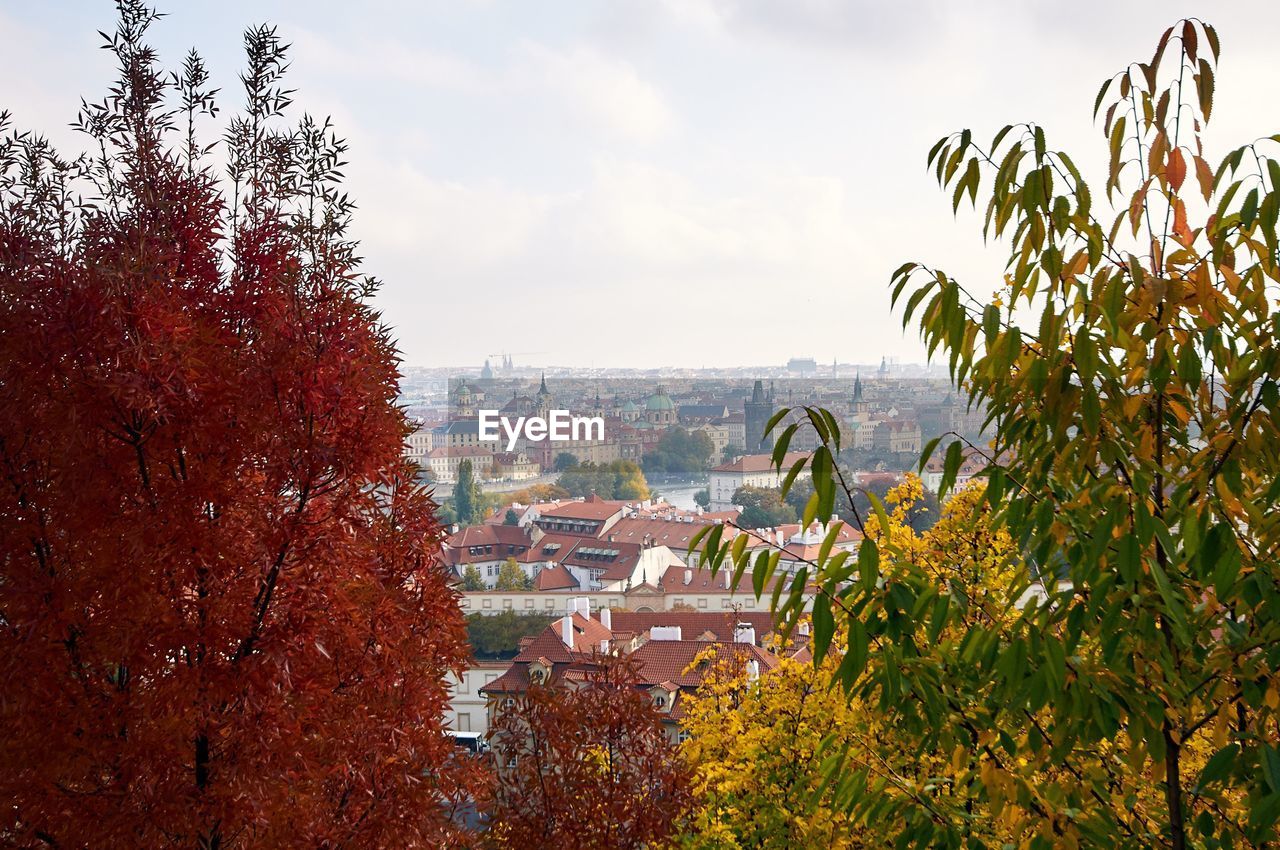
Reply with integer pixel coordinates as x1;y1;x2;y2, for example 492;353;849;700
3;1;1279;367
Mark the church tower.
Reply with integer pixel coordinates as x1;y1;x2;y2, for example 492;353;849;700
744;379;775;454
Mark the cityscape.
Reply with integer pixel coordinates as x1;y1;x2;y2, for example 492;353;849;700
2;3;1279;850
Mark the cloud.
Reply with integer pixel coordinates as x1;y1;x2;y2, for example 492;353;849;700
521;44;676;143
288;27;675;144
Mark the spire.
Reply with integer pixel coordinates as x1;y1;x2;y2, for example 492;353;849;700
538;372;549;395
853;371;863;401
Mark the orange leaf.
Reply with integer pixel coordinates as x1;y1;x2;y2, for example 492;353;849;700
1173;199;1192;244
1194;155;1214;202
1167;148;1187;192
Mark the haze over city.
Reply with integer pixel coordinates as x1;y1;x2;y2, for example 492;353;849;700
4;0;1279;367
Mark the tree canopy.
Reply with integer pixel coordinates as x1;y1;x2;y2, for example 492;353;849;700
453;459;484;524
693;20;1280;850
643;427;715;476
0;6;477;847
556;460;649;500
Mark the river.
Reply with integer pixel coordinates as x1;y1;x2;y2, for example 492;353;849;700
650;480;708;510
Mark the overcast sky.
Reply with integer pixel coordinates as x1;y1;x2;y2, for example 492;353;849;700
3;1;1278;369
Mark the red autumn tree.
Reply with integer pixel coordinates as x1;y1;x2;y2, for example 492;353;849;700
0;4;479;847
486;655;693;850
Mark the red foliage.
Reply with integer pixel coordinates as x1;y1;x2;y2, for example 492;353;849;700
0;7;478;848
487;655;693;850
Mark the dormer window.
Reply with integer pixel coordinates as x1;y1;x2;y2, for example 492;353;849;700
654;694;666;708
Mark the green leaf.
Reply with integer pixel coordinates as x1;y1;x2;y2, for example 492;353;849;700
940;440;964;496
1264;746;1280;794
858;538;879;591
812;593;834;664
866;491;891;544
1196;744;1239;791
1242;187;1259;229
839;618;868;691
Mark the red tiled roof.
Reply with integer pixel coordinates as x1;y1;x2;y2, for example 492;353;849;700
599;610;777;643
607;516;713;551
536;499;625;522
440;524;535;567
447;524;531;549
628;640;778;688
534;563;580;591
655;564;766;594
427;445;494;458
711;452;809;474
513;613;612;661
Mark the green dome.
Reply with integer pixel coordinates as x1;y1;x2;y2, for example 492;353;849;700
645;386;674;411
621;400;640;412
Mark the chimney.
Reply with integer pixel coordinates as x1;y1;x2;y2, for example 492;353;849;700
600;607;612;630
561;615;573;647
572;596;590;617
746;659;760;681
683;568;692;586
650;626;682;641
797;620;811;638
734;624;756;645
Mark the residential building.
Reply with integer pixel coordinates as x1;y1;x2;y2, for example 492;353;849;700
873;419;922;454
708;451;810;511
480;601;781;743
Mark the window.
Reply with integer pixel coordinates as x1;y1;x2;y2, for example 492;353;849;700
677;730;692;744
524;598;534;608
697;598;708;608
654;694;666;708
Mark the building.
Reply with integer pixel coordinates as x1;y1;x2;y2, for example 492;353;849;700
872;419;922;454
446;659;509;734
920;444;988;494
479;601;782;743
691;421;730;458
424;445;494;484
530;495;625;538
644;386;678;428
441;523;541;586
491;451;541;481
743;380;775;454
717;412;746;456
403;420;434;465
678;403;730;425
786;357;818;374
708;451;810;511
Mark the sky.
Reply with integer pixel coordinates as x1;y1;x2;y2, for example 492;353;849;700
2;1;1278;369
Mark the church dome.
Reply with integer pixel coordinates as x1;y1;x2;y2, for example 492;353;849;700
645;386;675;412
